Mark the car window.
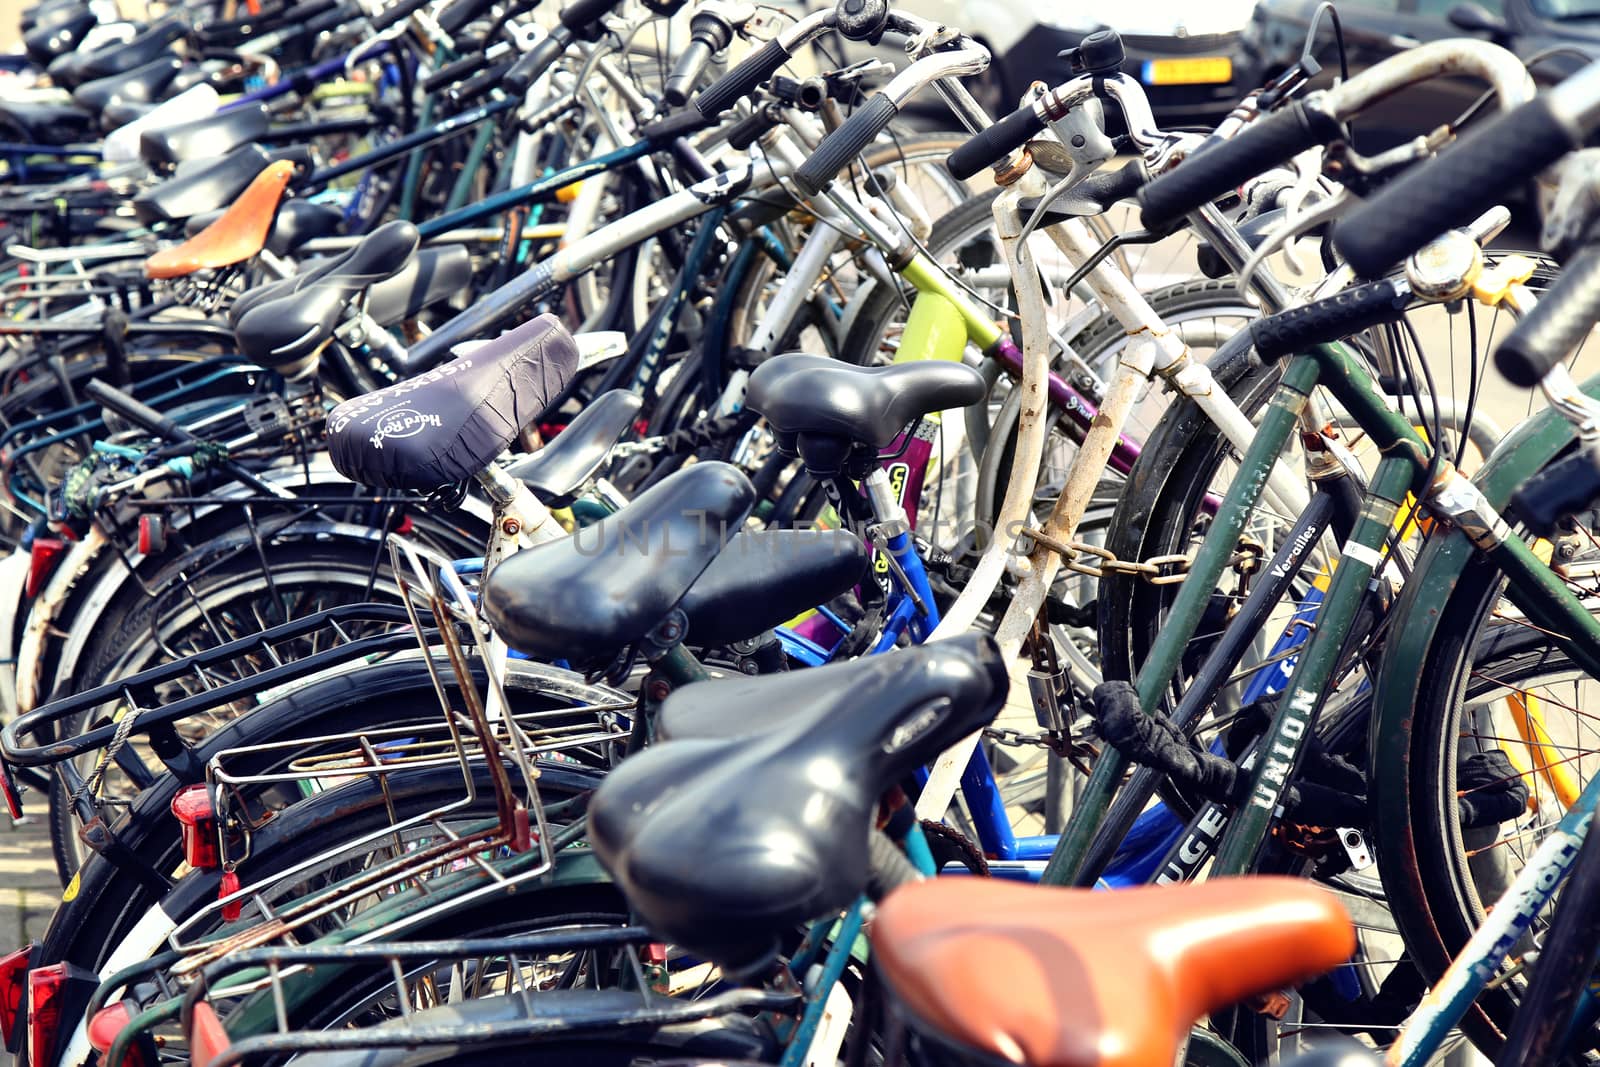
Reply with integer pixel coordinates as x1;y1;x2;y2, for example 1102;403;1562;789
1413;0;1502;12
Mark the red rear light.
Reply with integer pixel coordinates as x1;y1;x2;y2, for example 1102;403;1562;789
188;1001;230;1066
171;785;221;870
25;962;94;1067
28;964;65;1067
25;537;67;599
0;943;31;1051
0;759;22;820
86;1001;131;1053
87;1000;153;1067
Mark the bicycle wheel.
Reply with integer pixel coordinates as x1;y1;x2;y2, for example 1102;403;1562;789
35;656;620;980
1373;530;1600;1059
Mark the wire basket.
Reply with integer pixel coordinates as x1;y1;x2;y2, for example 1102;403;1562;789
162;532;630;973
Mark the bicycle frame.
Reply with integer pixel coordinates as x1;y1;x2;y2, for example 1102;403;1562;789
1047;327;1600;886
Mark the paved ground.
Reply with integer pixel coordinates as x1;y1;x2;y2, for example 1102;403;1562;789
0;815;57;952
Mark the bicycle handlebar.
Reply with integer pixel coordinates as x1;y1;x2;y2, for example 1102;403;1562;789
1333;69;1597;276
946;99;1043;180
793;44;987;195
1495;242;1600;387
1137;102;1341;230
1137;39;1537;233
371;0;429;32
423;43;509;92
84;379;201;446
436;0;495;34
1514;446;1600;536
504;29;569;94
665;11;735;106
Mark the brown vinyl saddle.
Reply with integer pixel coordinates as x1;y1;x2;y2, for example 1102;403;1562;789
871;876;1355;1067
144;160;296;280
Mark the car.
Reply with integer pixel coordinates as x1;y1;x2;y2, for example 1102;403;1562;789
983;0;1259;128
1234;0;1600;151
799;0;1257;130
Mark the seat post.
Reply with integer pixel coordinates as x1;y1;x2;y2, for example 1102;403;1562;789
861;467;909;537
475;464;563;569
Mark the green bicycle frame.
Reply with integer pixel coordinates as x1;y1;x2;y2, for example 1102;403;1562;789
1046;341;1600;884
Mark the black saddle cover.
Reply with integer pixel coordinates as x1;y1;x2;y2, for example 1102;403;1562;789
746;353;986;450
482;461;755;664
587;634;1007;969
326;313;580;492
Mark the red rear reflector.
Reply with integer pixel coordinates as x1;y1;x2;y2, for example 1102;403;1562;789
189;1001;231;1066
86;1001;133;1053
0;943;31;1051
25;537;67;599
27;964;66;1067
0;759;22;821
171;785;220;870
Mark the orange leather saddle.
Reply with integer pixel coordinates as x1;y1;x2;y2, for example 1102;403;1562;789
144;160;296;280
871;876;1355;1067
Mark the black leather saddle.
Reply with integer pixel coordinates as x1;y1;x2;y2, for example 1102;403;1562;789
140;104;269;170
505;388;640;506
326;312;581;492
233;220;419;373
481;461;754;664
22;6;95;65
186;198;344;257
587;634;1007;969
73;56;182;115
0;100;93;146
746;353;986;473
103;101;153;129
48;15;185;87
367;245;471;325
133;144;307;226
678;528;867;648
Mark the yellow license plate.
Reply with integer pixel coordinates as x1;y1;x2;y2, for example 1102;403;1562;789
1141;56;1233;86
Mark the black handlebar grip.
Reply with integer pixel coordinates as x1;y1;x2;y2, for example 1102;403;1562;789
504;29;568;94
1138;102;1342;230
558;0;617;32
449;56;515;104
85;379;200;445
306;3;356;35
423;49;496;92
371;0;429;31
1513;447;1600;536
663;36;716;108
437;0;495;34
1076;158;1148;210
1496;244;1600;387
1334;98;1578;279
1247;279;1407;362
793;94;899;196
726;107;778;149
946;101;1043;181
694;37;790;120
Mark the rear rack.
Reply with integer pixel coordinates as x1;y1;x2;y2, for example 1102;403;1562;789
1;601;428;771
